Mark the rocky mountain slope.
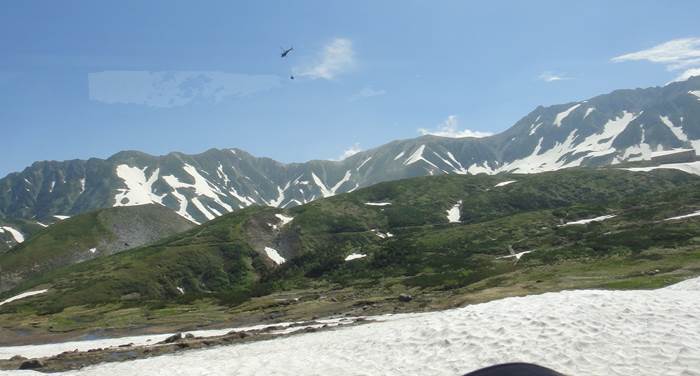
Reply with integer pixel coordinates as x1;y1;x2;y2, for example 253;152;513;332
0;77;698;230
0;204;195;293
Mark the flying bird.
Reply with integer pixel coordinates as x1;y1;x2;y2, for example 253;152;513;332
280;46;294;58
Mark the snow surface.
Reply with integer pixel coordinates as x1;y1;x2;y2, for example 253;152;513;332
357;157;372;171
665;210;700;221
393;151;405;161
561;214;616;226
0;226;24;243
497;250;534;262
583;107;595;119
0;289;47;307
494;180;516;187
403;145;439;169
501;111;638;174
163;164;234;219
0;318;357;360
371;229;394;239
446;201;461;223
113;165;164;207
312;171;351;198
445;152;468;174
274;214;294;226
267;182;290;207
553;103;581;127
529;122;542;135
344;253;367;261
164;189;199;224
191;197;215;221
216;164;231;186
624;161;700;176
228;187;255;207
88;248;97;254
264;247;286;265
364;202;391;206
6;278;700;375
690;90;700;101
659;116;689;142
53;215;70;220
651;148;694;158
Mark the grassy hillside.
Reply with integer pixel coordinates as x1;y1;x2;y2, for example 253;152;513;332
0;204;195;293
2;168;700;337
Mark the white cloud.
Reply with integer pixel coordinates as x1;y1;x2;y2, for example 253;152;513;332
336;143;363;160
612;37;700;82
418;115;493;139
88;71;281;107
294;38;355;80
350;86;386;101
674;68;700;82
538;71;571;82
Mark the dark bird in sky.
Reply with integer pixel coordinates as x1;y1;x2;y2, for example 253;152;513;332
280;46;294;58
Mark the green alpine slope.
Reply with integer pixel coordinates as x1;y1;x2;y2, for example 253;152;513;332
0;204;195;293
2;168;700;338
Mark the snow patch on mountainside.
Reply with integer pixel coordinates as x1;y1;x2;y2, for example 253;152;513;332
621;125;653;162
0;289;47;307
371;229;394;239
659;116;689;142
0;226;24;243
393;151;405;161
275;214;294;226
403;145;439;170
529;122;542;135
164;188;199;224
501;111;638;173
364;202;391;206
357;157;372;171
665;210;700;221
561;214;616;226
228;187;255;207
312;171;351;198
690;90;700;101
264;247;286;265
446;201;461;223
445;152;468;174
467;161;495;175
216;163;231;186
163;165;234;217
584;107;595;119
553;103;581;127
344;253;366;261
182;164;233;212
624;161;700;176
191;197;216;221
268;183;290;207
113;165;164;207
494;180;516;187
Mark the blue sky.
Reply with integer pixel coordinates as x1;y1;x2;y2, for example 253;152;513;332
1;0;700;176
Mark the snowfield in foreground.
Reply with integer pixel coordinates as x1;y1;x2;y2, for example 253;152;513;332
4;278;700;375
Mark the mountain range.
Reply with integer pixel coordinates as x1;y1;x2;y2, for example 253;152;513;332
1;77;699;247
